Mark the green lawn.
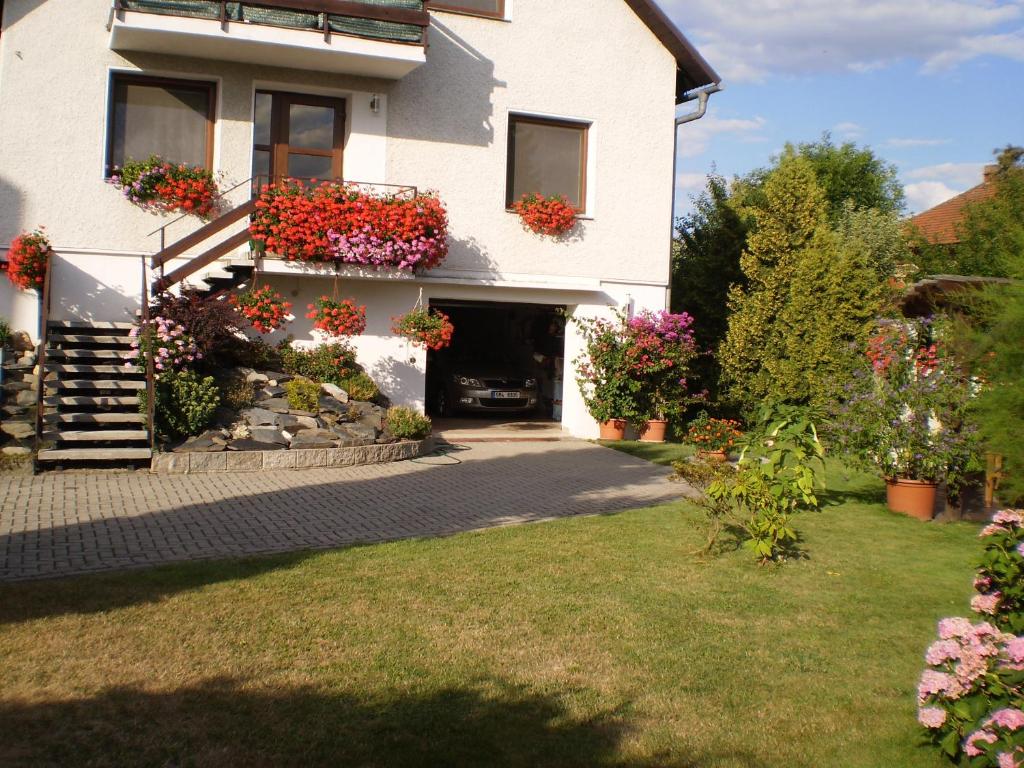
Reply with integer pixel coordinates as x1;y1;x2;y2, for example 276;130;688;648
0;453;981;767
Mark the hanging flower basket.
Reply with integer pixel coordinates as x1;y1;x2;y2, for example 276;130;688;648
5;228;50;290
230;286;292;334
306;296;367;338
511;193;578;236
391;307;454;351
109;156;219;218
250;180;449;270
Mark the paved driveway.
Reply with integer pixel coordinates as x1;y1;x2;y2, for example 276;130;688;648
0;441;685;581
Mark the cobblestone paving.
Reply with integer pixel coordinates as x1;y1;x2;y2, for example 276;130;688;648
0;441;684;581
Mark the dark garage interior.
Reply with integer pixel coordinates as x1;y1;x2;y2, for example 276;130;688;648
425;300;566;422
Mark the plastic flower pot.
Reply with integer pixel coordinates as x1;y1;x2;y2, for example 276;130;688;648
639;419;668;443
885;478;939;521
697;449;729;463
598;419;627;440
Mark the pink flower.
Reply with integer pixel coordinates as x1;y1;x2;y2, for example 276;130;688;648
918;669;966;701
993;509;1024;526
926;639;962;665
1017;542;1024;559
987;709;1024;731
972;593;1002;615
965;728;998;756
975;575;993;591
1005;636;1024;666
997;752;1021;768
981;524;1008;537
918;706;947;728
939;617;975;640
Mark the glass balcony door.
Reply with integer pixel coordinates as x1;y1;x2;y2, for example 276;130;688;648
252;91;346;183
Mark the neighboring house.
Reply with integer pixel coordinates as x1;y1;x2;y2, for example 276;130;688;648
0;0;718;443
909;164;1000;247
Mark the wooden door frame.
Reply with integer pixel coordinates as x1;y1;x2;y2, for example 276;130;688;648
254;90;347;182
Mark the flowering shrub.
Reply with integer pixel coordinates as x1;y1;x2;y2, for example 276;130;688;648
510;194;577;236
573;312;642;425
230;286;292;334
250;181;448;270
624;310;701;423
306;296;366;338
687;412;743;452
126;316;201;377
917;509;1024;766
110;157;218;217
829;318;979;484
5;229;50;290
391;307;454;351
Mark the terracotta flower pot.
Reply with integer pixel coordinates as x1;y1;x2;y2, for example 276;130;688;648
639;419;668;443
697;449;729;463
886;478;939;521
598;419;627;440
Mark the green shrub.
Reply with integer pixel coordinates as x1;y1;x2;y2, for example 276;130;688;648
341;372;379;402
0;317;10;347
218;377;257;412
279;340;357;385
284;377;320;413
385;407;432;440
142;370;220;439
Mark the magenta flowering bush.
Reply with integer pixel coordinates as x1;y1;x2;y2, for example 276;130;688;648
126;316;201;378
917;509;1024;766
622;309;702;422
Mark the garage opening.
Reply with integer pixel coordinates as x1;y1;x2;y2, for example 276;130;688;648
425;300;567;432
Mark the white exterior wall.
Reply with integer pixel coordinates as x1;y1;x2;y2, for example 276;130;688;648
0;0;684;437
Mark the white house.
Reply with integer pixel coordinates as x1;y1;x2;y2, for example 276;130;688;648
0;0;719;457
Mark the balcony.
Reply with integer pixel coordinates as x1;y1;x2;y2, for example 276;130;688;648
109;0;430;79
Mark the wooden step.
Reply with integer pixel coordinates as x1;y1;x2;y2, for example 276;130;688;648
37;447;152;461
46;415;147;428
48;334;134;345
45;364;138;374
47;349;131;359
44;395;140;407
48;320;134;330
55;379;146;390
44;430;149;442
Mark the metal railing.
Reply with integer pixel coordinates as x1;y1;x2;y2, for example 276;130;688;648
111;0;431;46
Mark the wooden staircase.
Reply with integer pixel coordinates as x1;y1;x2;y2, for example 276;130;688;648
36;321;152;466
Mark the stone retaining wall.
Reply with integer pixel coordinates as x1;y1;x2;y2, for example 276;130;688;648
151;437;435;474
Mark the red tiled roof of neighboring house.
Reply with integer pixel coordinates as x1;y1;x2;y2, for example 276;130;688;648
909;166;998;245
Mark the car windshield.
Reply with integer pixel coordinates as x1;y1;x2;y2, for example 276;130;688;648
454;348;524;368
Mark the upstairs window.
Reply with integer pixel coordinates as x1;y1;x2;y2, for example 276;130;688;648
506;115;589;212
432;1;505;20
106;74;215;176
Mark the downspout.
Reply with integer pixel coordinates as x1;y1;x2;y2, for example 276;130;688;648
667;83;722;308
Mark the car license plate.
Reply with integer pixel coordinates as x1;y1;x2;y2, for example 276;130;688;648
492;391;520;399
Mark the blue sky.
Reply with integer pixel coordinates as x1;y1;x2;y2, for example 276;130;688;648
664;0;1024;216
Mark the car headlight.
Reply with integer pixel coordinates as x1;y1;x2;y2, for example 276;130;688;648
524;378;537;388
454;375;484;388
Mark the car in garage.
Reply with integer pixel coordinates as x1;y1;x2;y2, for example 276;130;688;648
428;348;541;416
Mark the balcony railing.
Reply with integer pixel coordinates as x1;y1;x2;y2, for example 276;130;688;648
113;0;431;47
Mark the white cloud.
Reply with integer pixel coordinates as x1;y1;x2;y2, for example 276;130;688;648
677;110;767;158
905;162;986;187
885;138;954;148
664;0;1024;82
905;181;961;213
833;122;865;140
676;172;709;192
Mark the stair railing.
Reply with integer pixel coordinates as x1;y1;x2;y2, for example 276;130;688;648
32;250;53;473
140;256;156;453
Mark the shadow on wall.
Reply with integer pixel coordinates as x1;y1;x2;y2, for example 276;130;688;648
0;675;726;767
388;19;506;148
442;233;504;276
370;354;421;406
52;255;142;324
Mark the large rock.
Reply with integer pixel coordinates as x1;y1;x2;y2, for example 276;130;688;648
10;331;33;352
261;371;293;386
1;445;32;457
317;395;349;417
249;427;288;445
240;407;278;427
15;390;36;407
1;404;29;417
278;414;319;432
227;439;286;452
1;420;34;440
244;369;269;385
260;397;292;414
289;430;339;449
3;380;33;392
257;385;285;401
320;382;349;404
334;422;378;442
173;431;227;453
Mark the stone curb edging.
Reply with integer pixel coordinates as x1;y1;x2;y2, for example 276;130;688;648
151;437;436;474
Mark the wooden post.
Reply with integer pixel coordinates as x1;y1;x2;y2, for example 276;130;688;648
985;453;1004;509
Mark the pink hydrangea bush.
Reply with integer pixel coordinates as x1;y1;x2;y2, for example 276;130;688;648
126;316;201;379
917;509;1024;766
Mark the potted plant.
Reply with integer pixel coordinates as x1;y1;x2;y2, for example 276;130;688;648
5;228;51;291
623;310;701;443
510;193;577;237
392;307;454;350
830;319;979;521
110;156;220;218
687;411;743;461
230;285;292;334
306;296;367;338
572;312;638;440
